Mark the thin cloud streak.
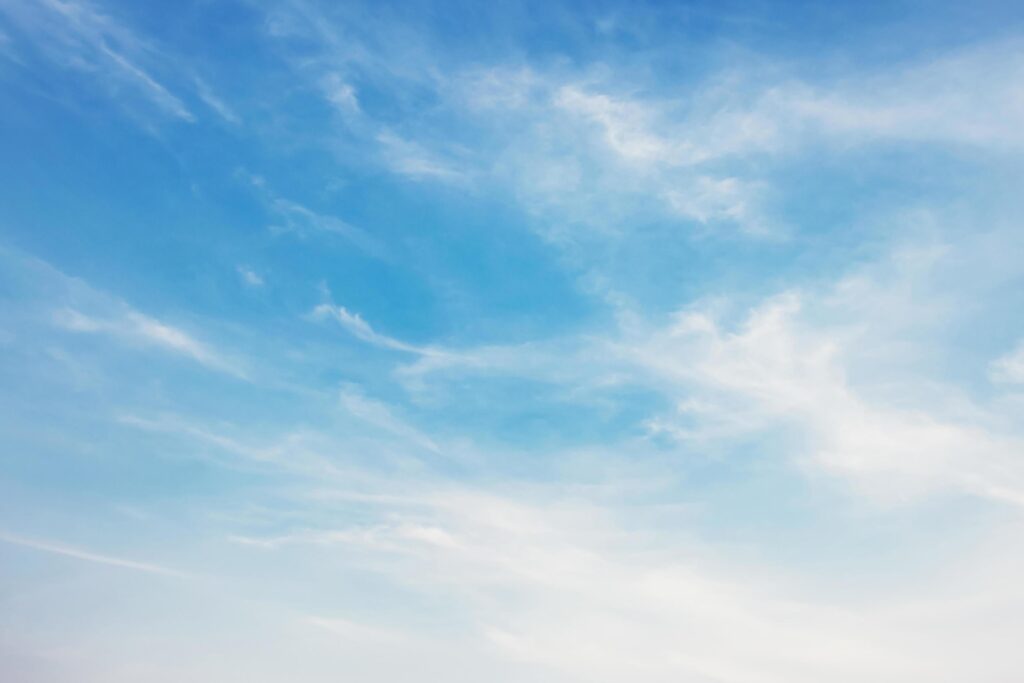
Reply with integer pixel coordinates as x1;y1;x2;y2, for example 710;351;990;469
1;0;194;122
53;307;247;379
311;303;452;358
0;531;191;578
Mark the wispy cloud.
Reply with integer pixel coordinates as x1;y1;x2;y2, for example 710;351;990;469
662;176;770;234
6;4;1024;681
268;197;374;246
0;247;247;379
304;616;408;645
194;76;240;124
339;383;441;454
0;531;190;578
990;341;1024;384
555;85;669;164
372;221;1024;508
0;0;194;122
53;307;245;378
115;412;353;482
226;482;1024;682
285;30;1024;244
627;293;1024;506
320;73;360;115
311;303;445;357
244;173;387;257
376;131;472;184
237;265;264;288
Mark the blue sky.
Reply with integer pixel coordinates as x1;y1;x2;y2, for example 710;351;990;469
3;0;1024;680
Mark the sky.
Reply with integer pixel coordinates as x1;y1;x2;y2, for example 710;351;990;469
2;0;1024;680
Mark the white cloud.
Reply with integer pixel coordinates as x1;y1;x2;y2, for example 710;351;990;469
117;412;350;479
555;85;669;164
480;78;784;237
0;248;251;382
321;73;360;114
53;307;244;377
662;176;770;234
339;383;441;454
268;198;366;242
227;485;1024;682
311;303;447;357
261;6;1024;251
94;40;193;121
0;531;190;578
0;0;194;122
990;341;1024;384
378;222;1024;508
376;131;471;184
305;616;406;645
237;266;264;288
625;286;1024;506
195;76;240;124
459;66;538;111
242;173;387;257
553;39;1024;170
788;41;1024;147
